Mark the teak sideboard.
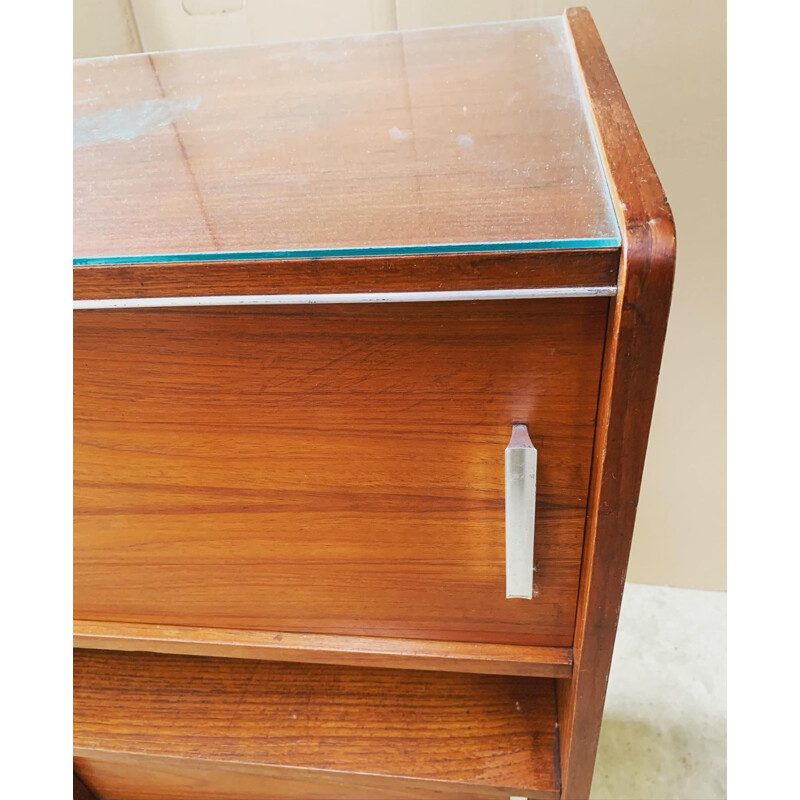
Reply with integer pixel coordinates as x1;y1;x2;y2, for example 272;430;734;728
73;9;675;799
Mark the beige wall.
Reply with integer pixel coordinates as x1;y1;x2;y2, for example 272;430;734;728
74;1;726;591
74;0;141;58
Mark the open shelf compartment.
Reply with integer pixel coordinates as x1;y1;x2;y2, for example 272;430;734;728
74;649;561;799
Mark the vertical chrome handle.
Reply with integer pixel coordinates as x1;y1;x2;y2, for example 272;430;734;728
505;423;537;600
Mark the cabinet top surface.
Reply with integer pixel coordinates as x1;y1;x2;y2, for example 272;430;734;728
73;16;620;266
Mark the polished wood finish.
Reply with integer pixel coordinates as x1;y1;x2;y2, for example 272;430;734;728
74;619;573;678
557;9;677;799
73;19;616;261
75;298;607;647
75;752;523;800
73;249;618;301
74;649;561;799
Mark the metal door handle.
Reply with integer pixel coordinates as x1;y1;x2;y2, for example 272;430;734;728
505;423;537;599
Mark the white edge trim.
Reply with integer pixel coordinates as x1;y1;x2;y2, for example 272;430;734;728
74;286;617;310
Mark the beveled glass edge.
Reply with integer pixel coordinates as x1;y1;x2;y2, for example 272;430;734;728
560;15;620;245
73;237;621;267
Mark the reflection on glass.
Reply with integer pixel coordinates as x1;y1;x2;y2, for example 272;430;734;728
74;18;620;264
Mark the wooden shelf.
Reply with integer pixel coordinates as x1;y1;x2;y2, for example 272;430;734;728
74;649;561;799
74;619;573;679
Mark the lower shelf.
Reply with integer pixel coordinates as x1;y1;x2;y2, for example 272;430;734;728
74;649;561;800
74;619;573;678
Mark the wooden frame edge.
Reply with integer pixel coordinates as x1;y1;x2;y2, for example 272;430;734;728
74;619;573;679
72;249;620;301
559;8;677;799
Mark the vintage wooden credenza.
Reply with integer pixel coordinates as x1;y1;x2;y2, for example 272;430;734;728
73;8;675;799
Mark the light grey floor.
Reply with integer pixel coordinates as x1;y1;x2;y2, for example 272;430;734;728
590;583;726;800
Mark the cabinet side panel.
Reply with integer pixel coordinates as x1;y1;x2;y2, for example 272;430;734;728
559;9;677;799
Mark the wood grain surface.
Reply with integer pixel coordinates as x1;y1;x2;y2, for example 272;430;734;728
557;9;677;799
74;298;607;647
74;649;561;798
73;249;618;301
74;752;538;800
73;619;572;678
73;18;617;261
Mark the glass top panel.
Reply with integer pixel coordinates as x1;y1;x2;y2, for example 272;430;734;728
73;17;619;265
